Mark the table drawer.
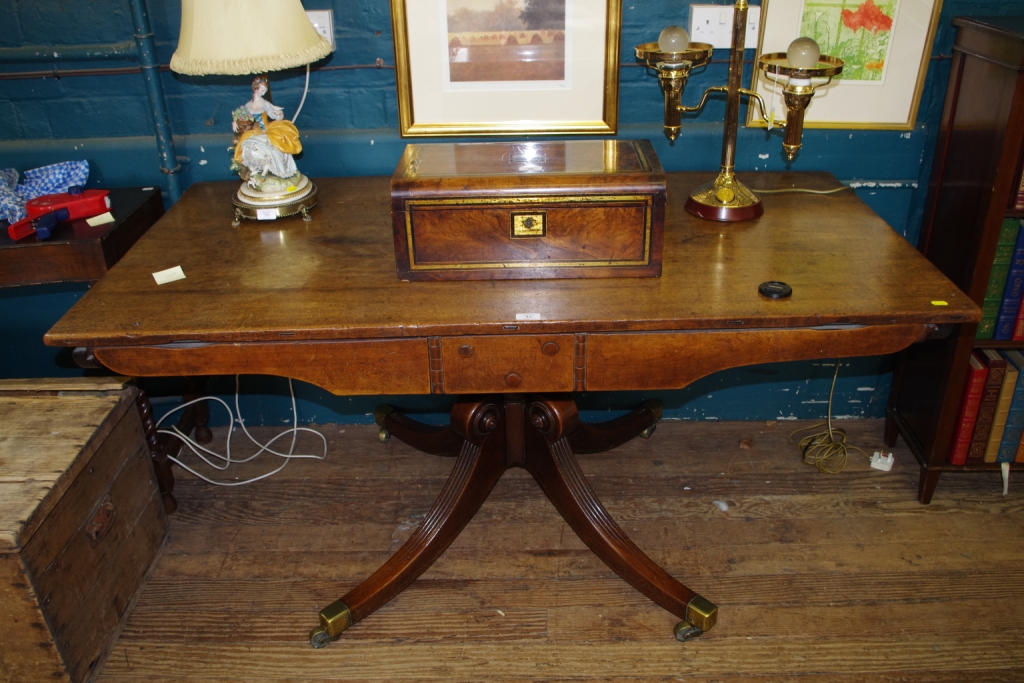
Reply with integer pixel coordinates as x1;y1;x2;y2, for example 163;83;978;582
441;335;575;393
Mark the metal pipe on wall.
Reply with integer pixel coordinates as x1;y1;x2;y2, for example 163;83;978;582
0;0;181;203
0;41;138;63
127;0;181;202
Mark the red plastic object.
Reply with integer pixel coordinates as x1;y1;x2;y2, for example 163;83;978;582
8;216;41;240
7;188;110;240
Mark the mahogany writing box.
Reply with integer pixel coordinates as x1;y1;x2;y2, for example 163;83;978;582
390;139;666;281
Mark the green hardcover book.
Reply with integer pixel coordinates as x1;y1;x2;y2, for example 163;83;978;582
978;219;1022;339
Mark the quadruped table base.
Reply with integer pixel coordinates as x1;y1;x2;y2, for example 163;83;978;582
309;395;717;648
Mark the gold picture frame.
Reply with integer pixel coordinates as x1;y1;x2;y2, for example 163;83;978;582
747;0;943;130
391;0;621;137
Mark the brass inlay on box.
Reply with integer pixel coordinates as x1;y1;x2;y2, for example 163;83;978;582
511;212;546;238
403;194;654;272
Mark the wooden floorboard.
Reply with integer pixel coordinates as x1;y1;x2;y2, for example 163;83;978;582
96;419;1024;682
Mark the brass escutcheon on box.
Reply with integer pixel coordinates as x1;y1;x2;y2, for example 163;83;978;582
511;212;546;238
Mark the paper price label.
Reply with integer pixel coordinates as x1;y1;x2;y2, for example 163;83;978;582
256;208;277;221
153;265;186;285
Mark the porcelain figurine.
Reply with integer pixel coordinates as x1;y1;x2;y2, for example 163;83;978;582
230;75;303;193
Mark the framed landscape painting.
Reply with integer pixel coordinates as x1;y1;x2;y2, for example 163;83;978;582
748;0;943;129
391;0;621;136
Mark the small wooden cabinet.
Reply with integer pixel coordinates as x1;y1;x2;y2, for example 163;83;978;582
886;16;1024;503
0;187;164;288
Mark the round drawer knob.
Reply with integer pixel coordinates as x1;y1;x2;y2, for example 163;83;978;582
458;345;475;358
505;372;522;388
541;342;560;356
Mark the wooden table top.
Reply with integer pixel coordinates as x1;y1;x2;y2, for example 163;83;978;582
44;173;979;349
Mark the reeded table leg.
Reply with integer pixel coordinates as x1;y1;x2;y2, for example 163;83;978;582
568;399;662;454
374;405;464;457
311;395;716;646
311;400;506;647
526;398;716;640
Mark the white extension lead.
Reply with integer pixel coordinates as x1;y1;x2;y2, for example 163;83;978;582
155;376;327;487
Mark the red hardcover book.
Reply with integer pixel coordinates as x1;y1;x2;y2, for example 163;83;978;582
949;352;989;465
1016;166;1024;210
1012;294;1024;340
967;349;1008;462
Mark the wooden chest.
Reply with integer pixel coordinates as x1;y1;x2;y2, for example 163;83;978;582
390;139;666;280
0;378;167;683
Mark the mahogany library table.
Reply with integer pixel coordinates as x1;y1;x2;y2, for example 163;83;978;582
45;173;978;646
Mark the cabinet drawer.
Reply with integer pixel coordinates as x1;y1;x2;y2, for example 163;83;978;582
441;335;575;393
409;199;651;263
394;196;662;280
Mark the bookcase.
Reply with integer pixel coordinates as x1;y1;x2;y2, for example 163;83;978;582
886;16;1024;503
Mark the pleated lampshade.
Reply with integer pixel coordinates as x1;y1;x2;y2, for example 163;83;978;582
170;0;333;75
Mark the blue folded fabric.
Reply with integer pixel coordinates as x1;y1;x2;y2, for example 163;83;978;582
0;160;90;222
0;169;21;223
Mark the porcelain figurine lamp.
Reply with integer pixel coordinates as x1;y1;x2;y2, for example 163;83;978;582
635;0;843;222
170;0;333;224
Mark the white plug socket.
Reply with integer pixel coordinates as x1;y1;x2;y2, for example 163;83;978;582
306;10;336;51
689;4;761;50
870;451;894;472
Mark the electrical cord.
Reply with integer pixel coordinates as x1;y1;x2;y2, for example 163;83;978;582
155;375;327;487
790;359;869;474
291;63;311;123
756;186;851;195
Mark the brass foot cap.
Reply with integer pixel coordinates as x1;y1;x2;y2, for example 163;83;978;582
318;600;353;639
685;595;718;632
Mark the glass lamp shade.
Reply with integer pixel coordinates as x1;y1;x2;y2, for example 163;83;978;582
785;37;820;69
170;0;333;75
658;26;691;53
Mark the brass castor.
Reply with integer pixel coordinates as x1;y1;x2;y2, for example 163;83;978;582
309;625;332;649
378;427;391;443
641;424;657;439
674;621;704;642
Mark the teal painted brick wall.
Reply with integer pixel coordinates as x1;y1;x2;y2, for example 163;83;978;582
2;0;1023;426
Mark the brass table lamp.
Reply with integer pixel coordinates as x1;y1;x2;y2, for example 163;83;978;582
636;0;843;222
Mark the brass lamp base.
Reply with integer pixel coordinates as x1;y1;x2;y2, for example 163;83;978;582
231;174;318;226
685;172;763;222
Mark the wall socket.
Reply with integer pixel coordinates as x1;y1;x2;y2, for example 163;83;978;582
306;10;336;51
689;4;761;50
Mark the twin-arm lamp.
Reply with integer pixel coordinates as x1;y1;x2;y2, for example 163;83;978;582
636;0;843;221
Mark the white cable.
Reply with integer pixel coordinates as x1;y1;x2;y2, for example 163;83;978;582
291;63;311;124
154;376;327;487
